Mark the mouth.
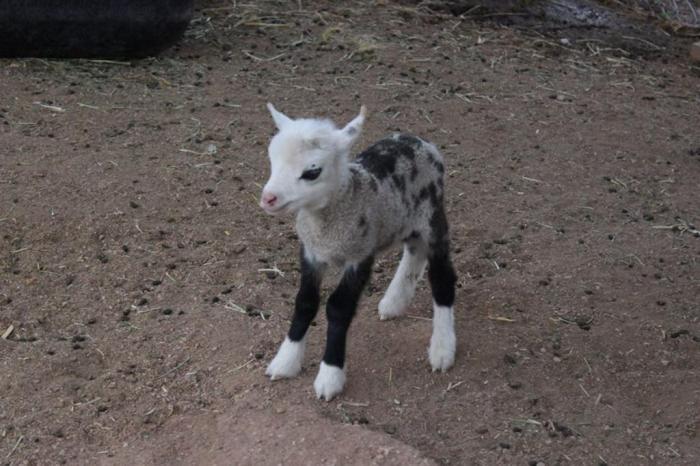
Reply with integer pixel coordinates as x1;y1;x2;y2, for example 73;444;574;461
261;200;293;215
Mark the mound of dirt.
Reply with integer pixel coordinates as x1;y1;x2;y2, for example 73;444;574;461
103;400;434;466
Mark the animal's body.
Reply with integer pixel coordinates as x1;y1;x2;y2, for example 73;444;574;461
298;135;445;267
260;104;457;400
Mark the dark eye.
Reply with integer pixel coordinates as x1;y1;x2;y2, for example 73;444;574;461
300;167;322;181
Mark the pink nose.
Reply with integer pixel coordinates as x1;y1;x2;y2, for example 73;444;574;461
261;192;278;208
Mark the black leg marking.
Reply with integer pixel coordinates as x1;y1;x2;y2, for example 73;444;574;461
288;246;323;342
322;256;374;368
428;206;456;307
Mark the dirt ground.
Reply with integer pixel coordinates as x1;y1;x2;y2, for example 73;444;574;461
1;1;699;465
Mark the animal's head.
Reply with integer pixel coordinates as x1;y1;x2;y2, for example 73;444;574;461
260;103;366;215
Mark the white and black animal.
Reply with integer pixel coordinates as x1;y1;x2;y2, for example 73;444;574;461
259;103;457;401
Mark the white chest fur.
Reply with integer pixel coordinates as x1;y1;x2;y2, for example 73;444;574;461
296;210;369;267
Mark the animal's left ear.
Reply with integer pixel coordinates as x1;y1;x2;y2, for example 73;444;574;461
336;105;367;149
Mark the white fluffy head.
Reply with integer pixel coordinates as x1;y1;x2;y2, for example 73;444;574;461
260;103;366;215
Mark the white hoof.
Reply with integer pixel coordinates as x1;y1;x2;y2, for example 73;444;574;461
429;332;456;372
266;337;305;380
378;295;407;320
428;305;456;372
313;361;346;401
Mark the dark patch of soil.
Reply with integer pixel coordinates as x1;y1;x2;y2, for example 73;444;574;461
424;0;691;57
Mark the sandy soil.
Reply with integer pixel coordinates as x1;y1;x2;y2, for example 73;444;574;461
1;1;698;465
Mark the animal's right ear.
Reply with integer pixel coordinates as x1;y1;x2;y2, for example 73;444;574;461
267;103;293;130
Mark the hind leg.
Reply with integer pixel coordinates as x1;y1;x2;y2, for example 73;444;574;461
378;239;428;320
426;209;457;372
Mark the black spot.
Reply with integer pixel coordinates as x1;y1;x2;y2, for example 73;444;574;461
401;193;411;210
413;185;430;210
410;164;419;181
405;231;421;241
427;182;439;205
404;232;422;255
391;174;406;193
397;134;422;151
358;216;369;237
357;141;397;179
356;139;416;179
369;177;379;192
433;160;445;174
399;146;417;161
351;171;362;193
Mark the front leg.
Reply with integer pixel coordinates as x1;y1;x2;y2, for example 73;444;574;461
266;247;324;380
314;256;373;401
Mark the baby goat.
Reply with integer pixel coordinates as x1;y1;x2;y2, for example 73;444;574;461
260;103;457;401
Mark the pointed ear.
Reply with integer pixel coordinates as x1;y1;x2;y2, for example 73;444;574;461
337;105;366;148
267;103;293;130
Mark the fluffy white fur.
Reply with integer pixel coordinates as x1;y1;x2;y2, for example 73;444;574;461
428;303;456;372
313;362;346;401
265;336;306;380
260;103;365;217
